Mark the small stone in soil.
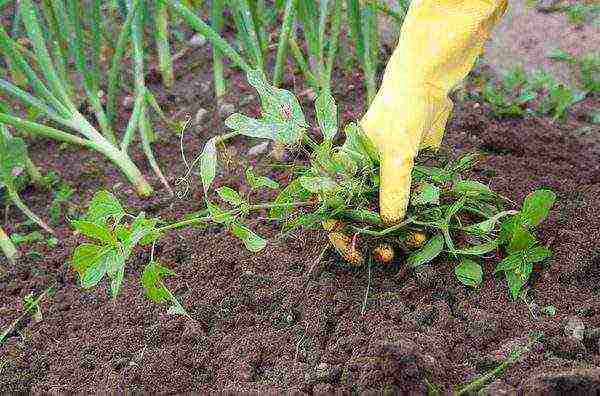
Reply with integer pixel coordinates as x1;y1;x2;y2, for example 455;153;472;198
564;316;585;341
247;141;270;157
219;102;236;118
189;33;207;47
194;108;208;124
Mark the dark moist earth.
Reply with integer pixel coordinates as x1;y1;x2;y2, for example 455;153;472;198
1;45;600;394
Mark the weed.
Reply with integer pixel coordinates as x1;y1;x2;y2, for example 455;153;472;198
0;287;51;345
454;332;543;395
72;71;557;311
564;3;600;26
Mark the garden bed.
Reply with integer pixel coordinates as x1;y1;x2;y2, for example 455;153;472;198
1;45;600;393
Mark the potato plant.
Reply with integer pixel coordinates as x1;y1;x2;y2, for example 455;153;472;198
70;71;556;313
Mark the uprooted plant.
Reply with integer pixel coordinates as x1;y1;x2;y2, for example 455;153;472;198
70;70;556;314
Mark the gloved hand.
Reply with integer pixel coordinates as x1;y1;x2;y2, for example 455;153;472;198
360;0;507;224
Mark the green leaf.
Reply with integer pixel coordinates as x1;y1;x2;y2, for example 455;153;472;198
407;234;444;268
245;167;279;189
10;231;44;245
525;246;551;263
269;178;311;219
0;135;28;185
506;270;525;300
200;136;218;194
520;189;556;227
299;176;337;193
124;213;158;255
452;239;498;255
463;211;516;236
71;219;116;245
141;261;176;303
231;223;267;252
72;244;118;289
86;190;124;223
455;258;483;287
207;202;235;225
453;180;492;197
217;186;244;207
508;225;536;254
542;305;557;317
72;244;107;277
315;91;337;140
340;122;378;168
547;49;574;62
225;113;287;140
495;254;522;273
411;182;440;206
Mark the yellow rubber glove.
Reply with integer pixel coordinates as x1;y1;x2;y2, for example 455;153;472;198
360;0;507;224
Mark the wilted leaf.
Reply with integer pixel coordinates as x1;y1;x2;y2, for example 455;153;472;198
407;234;444;268
455;259;483;287
200;137;218;194
231;223;267;252
520;189;556;227
217;186;244;207
315;92;337;140
86;190;124;223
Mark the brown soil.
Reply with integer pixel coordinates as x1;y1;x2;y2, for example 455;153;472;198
1;43;600;394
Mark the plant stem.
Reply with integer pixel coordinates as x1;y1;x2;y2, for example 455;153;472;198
7;186;54;234
288;36;320;89
272;0;297;87
0;226;19;264
157;201;312;233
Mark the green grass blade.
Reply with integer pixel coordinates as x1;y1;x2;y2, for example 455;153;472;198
0;79;70;125
0;111;90;147
211;0;226;98
317;0;329;80
289;35;320;90
297;0;319;68
361;3;378;105
64;0;116;144
132;1;171;194
0;24;69;117
232;0;264;71
107;0;139;124
155;0;174;87
272;0;296;87
40;0;74;100
121;93;144;152
323;0;342;92
168;0;252;73
347;0;364;67
89;0;104;90
19;0;73;111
